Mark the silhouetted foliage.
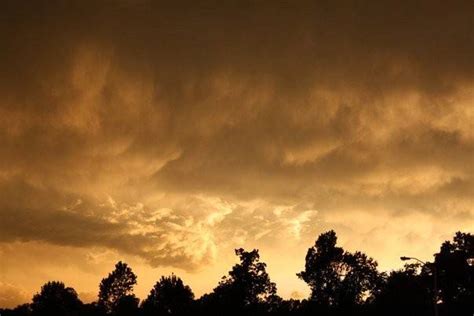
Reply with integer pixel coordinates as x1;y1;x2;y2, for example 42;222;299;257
199;248;278;315
0;304;32;316
434;231;474;315
2;231;472;316
113;295;139;316
141;274;194;315
298;230;381;311
374;264;432;316
31;281;82;316
79;303;106;316
98;261;137;315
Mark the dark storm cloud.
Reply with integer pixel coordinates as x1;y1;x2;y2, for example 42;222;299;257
0;179;214;270
0;0;472;274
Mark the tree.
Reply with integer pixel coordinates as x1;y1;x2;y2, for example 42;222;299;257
141;274;194;315
298;230;381;309
298;230;344;306
338;251;381;306
374;264;432;316
434;231;474;315
31;281;82;316
80;302;107;316
0;304;32;316
200;248;278;314
98;261;137;314
113;295;139;316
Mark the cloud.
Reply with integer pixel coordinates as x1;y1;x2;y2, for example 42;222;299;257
0;180;220;271
0;0;473;304
0;282;29;309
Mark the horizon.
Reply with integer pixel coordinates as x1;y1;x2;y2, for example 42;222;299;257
0;0;473;310
1;226;460;308
0;229;469;309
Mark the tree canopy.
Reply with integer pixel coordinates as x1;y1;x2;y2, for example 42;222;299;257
298;230;381;309
141;274;194;315
31;281;82;316
98;261;138;314
1;231;472;316
200;248;278;315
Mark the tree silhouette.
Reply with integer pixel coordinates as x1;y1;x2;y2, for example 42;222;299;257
0;304;32;316
113;295;139;316
374;264;432;316
200;248;278;314
338;251;381;305
80;302;106;316
298;230;344;306
30;281;82;316
98;261;137;315
141;274;194;315
298;230;381;309
434;231;474;315
2;230;473;316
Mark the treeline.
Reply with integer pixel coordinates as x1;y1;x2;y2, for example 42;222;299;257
1;230;473;316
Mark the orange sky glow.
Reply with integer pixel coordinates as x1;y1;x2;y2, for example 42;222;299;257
0;0;473;308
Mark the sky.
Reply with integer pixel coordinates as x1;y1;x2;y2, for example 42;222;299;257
0;0;473;308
